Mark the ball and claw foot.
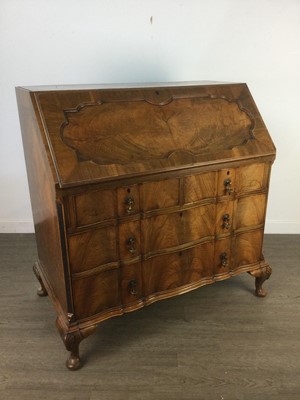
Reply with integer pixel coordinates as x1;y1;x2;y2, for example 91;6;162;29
33;262;48;297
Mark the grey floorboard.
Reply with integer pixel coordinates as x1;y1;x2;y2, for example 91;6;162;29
0;234;299;400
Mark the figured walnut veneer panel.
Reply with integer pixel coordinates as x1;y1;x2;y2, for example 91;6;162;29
143;242;215;296
141;178;180;211
236;163;266;193
72;268;120;319
184;171;217;203
235;230;264;267
61;97;253;166
74;189;115;227
31;83;276;187
236;194;266;229
68;227;117;273
142;204;216;255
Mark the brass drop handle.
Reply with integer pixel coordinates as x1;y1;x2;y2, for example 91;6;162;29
125;196;135;214
128;279;138;295
126;237;136;254
220;252;229;267
224;179;233;195
222;214;231;229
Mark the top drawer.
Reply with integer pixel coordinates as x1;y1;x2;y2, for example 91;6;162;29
69;184;140;228
183;162;268;203
68;162;269;229
236;163;267;194
69;178;181;228
141;178;180;212
216;163;267;197
73;189;115;227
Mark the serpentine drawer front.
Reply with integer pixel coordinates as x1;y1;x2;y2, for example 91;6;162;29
16;81;276;370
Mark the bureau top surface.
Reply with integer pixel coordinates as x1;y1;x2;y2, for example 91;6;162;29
17;82;276;188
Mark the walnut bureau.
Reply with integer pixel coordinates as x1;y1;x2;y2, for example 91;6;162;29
16;82;276;370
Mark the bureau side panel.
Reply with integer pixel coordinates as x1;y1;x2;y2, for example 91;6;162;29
16;88;68;314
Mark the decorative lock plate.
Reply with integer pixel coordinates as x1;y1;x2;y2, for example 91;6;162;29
222;214;231;229
224;179;233;195
125;196;135;214
220;252;229;267
126;237;136;254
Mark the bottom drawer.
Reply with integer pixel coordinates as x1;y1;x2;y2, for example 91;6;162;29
214;237;232;276
214;230;263;275
142;242;215;297
120;263;143;305
72;263;144;320
71;230;264;320
235;230;264;267
72;267;120;319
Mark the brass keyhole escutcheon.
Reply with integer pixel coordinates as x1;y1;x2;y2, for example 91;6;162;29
224;179;233;195
125;196;135;214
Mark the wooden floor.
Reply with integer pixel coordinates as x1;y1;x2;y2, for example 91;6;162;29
0;234;299;400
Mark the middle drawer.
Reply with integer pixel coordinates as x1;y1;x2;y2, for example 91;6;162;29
142;204;216;256
68;225;118;273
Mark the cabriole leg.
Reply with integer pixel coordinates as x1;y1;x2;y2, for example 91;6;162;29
33;262;48;297
249;263;272;297
64;331;82;370
56;319;97;370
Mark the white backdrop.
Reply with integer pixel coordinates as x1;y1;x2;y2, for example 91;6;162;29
0;0;299;233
